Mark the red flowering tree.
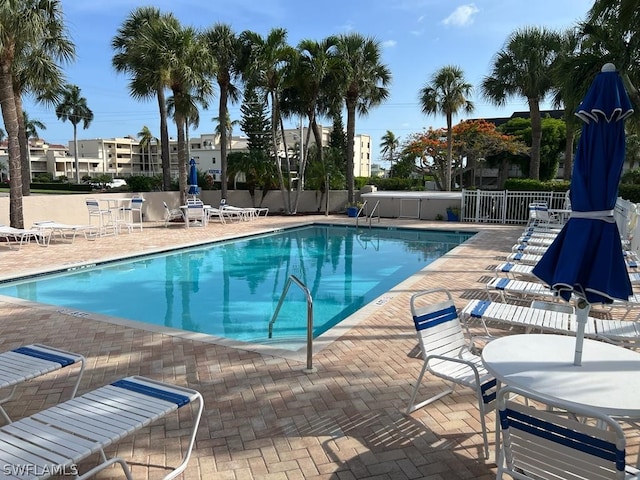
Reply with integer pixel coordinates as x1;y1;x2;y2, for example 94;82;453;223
403;119;527;189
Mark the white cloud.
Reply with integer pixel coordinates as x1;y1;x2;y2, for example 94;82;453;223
382;39;397;48
442;4;479;27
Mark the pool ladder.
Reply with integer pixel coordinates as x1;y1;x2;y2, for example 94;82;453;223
355;200;381;228
268;274;316;374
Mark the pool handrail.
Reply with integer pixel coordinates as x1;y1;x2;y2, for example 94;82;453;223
268;274;316;374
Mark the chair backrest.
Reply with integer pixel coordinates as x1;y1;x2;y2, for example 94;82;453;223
130;197;144;211
85;199;101;214
186;203;204;219
497;385;627;480
220;198;227;208
410;288;467;361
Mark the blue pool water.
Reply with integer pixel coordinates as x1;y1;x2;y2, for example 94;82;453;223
0;225;474;348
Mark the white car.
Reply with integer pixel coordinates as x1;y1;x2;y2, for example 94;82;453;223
106;179;127;189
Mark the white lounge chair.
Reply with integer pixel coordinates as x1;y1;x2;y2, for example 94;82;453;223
461;298;640;346
0;344;85;424
0;375;203;480
406;288;496;459
496;385;639;480
33;221;96;243
0;225;50;249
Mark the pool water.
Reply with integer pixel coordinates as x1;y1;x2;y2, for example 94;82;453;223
0;225;474;349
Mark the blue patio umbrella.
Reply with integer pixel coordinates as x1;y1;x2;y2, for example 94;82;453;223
533;63;634;365
188;158;200;195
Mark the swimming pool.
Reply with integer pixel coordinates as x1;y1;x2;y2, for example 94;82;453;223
0;225;474;350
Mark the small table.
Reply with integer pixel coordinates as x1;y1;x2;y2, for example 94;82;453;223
482;334;640;417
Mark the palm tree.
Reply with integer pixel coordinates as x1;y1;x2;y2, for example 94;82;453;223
285;36;340;211
12;13;73;196
0;0;72;228
161;26;212;204
380;130;400;174
419;66;474;191
55;84;93;183
240;28;296;213
212;113;240;150
112;7;174;191
138;125;156;174
202;24;243;200
583;0;640;112
334;33;391;203
482;27;562;181
24;111;46;140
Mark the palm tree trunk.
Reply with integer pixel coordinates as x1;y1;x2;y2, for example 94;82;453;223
219;85;229;199
0;67;24;228
157;88;171;190
528;98;542;180
73;124;80;183
15;95;30;196
345;99;356;204
176;115;188;206
270;92;289;213
446;112;453;191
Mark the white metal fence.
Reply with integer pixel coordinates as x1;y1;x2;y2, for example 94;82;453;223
461;189;570;224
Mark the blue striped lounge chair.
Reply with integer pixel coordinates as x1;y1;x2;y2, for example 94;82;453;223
406;287;496;459
0;375;203;479
0;344;85;424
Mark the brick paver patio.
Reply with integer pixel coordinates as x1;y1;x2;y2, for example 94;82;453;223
0;215;636;479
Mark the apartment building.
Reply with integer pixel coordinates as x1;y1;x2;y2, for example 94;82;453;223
2;126;372;183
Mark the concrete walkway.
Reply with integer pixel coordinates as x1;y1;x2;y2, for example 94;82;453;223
0;215;635;479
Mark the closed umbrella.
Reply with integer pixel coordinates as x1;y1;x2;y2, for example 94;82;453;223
188;158;200;196
533;63;634;365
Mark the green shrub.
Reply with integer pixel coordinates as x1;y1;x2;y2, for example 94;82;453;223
619;184;640;203
504;178;570;192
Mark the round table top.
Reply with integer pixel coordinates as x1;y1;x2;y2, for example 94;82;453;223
482;334;640;416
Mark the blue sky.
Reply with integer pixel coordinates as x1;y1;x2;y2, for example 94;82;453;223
24;0;594;164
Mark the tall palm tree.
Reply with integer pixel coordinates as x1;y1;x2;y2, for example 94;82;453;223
137;125;156;174
379;130;400;173
583;0;640;113
482;27;562;181
55;84;93;183
112;7;174;191
0;0;72;228
202;23;243;200
279;36;339;212
550;28;598;181
334;33;391;203
419;66;474;191
240;28;296;213
13;14;73;196
212;113;240;150
161;26;212;204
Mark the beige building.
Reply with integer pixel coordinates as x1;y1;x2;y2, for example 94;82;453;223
4;126;372;183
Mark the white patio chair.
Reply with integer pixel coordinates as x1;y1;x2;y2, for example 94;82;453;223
33;221;95;243
406;288;497;459
163;201;183;227
0;375;203;480
85;198;116;236
122;195;144;232
184;201;208;227
496;385;639;479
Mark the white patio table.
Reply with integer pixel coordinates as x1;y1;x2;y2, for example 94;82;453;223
482;333;640;461
482;333;640;417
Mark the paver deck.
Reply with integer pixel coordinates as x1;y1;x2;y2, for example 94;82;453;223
0;215;636;479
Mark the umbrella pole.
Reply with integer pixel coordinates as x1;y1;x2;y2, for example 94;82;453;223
574;298;590;366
